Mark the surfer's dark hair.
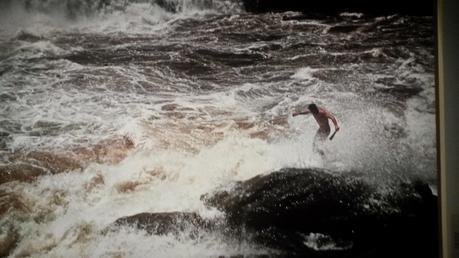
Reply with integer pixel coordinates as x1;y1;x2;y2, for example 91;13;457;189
308;103;319;113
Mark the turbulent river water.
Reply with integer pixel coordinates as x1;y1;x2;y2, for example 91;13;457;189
0;0;436;257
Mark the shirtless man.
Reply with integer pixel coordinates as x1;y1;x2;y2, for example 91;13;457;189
292;103;340;155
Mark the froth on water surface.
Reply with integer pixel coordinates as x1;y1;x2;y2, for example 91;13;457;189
0;1;436;257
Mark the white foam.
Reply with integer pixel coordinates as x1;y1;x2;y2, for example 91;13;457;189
0;11;437;257
291;67;318;81
6;40;68;60
4;125;323;256
76;3;172;34
340;12;364;18
302;232;353;251
0;0;236;38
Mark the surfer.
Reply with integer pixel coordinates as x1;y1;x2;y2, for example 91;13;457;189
292;103;340;155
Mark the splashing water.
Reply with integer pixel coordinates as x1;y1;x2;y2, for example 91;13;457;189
0;1;435;256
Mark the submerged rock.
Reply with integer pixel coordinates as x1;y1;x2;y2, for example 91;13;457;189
0;153;82;185
0;164;46;185
0;226;19;258
1;136;134;185
14;30;44;42
0;190;32;219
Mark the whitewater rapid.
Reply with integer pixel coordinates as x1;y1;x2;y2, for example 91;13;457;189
0;0;436;257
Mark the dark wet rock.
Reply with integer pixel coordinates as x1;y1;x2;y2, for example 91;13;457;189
110;212;214;237
0;67;12;77
377;84;423;98
327;25;361;34
155;0;180;12
241;0;434;16
64;45;169;66
220;32;285;44
159;60;214;76
24;120;66;137
0;121;22;134
190;49;268;67
203;168;372;252
14;30;43;42
104;169;437;257
0;93;17;102
373;77;424;99
202;168;438;257
0;131;10;150
161;103;179;111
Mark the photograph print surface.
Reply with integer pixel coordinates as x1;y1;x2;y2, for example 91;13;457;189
0;0;438;257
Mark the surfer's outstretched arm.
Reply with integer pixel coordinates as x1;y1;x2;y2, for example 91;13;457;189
292;110;310;117
326;111;340;131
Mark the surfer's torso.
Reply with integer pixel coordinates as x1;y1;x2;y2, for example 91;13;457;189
312;108;331;133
